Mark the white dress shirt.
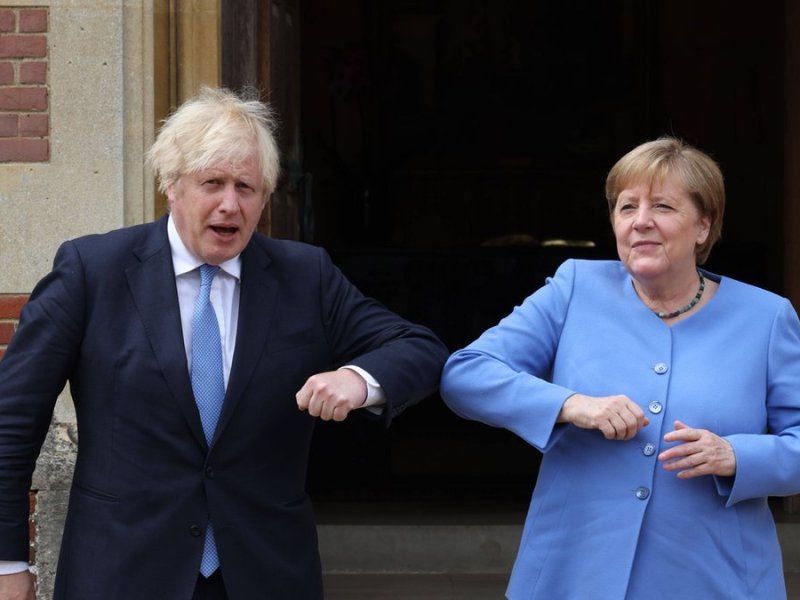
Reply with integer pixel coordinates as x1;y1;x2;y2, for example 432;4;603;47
170;216;240;386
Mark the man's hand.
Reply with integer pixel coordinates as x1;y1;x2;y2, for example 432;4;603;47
0;571;35;600
558;393;649;440
658;420;736;478
296;369;368;421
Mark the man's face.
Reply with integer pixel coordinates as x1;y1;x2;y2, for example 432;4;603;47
168;153;267;265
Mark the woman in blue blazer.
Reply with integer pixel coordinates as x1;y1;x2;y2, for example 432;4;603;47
441;137;800;599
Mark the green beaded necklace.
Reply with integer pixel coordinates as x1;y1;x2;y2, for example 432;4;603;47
654;271;706;319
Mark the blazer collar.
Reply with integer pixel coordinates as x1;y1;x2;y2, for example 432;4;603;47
212;235;278;445
125;216;209;450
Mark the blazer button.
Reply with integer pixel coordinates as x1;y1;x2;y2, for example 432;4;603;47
635;487;650;500
190;525;203;537
648;401;663;414
653;362;669;374
205;466;215;478
642;443;656;456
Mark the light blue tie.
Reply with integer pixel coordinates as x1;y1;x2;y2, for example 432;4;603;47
191;264;224;577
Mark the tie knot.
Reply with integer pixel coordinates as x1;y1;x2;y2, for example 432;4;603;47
199;264;220;289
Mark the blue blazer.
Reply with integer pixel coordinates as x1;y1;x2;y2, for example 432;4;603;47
0;216;447;599
441;259;800;599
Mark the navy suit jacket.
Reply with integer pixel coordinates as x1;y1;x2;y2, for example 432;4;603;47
0;216;447;599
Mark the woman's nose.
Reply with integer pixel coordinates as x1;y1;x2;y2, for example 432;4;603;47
632;207;653;228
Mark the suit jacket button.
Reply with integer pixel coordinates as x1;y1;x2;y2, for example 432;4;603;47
205;466;215;478
648;401;663;414
190;525;203;537
653;362;669;374
642;443;656;456
635;487;650;500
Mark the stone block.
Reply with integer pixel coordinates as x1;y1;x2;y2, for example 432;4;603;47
33;489;70;600
32;420;77;491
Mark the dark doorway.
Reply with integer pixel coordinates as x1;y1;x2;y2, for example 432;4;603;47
224;0;785;502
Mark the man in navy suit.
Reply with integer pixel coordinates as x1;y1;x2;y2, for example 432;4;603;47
0;87;447;599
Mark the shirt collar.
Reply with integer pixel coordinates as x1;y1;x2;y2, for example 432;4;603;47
167;214;242;281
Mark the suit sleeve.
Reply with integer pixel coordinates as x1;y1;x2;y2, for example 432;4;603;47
723;298;800;506
439;259;578;452
317;248;448;425
0;241;85;559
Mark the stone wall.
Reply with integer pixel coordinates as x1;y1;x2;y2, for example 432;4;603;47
0;1;153;597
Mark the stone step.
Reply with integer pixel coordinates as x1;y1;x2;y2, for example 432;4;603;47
321;572;800;600
322;573;508;600
780;523;800;573
316;501;800;575
319;521;521;574
317;502;521;575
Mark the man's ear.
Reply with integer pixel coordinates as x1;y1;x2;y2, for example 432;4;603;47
165;180;178;207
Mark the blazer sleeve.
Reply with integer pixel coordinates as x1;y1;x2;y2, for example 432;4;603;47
440;259;578;452
723;298;800;506
316;248;448;425
0;241;85;559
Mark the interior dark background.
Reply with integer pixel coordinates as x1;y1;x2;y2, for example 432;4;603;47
284;0;784;502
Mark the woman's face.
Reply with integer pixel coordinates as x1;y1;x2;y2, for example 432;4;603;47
612;177;710;285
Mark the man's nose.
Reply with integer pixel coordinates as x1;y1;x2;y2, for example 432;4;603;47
218;184;240;211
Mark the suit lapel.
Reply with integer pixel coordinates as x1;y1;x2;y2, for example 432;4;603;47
125;217;208;450
212;237;278;445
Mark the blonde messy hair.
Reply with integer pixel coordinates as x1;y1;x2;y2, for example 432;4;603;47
147;86;281;195
605;137;725;264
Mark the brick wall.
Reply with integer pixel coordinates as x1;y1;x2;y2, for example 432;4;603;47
0;7;48;162
0;293;27;358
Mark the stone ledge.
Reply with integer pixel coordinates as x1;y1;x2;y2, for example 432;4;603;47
319;522;521;575
318;503;800;575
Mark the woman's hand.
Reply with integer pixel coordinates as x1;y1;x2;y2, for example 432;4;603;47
658;420;736;478
558;393;649;440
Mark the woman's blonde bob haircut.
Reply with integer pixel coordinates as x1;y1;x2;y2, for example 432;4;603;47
147;86;280;195
605;137;725;264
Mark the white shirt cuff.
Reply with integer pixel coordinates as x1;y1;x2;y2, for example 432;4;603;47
0;561;29;575
340;365;386;410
